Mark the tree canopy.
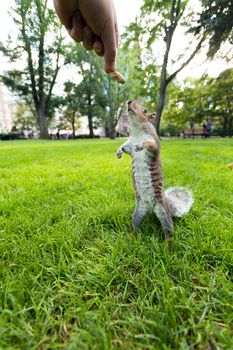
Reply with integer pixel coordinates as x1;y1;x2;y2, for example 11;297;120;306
162;68;233;137
0;0;67;138
193;0;233;58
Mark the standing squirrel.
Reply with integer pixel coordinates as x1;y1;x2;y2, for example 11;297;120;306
117;100;193;239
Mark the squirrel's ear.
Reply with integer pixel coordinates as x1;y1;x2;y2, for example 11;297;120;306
148;113;156;121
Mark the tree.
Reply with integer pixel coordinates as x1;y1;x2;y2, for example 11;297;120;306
65;46;107;138
55;81;81;138
163;78;207;128
0;0;67;138
203;69;233;137
66;42;147;139
139;0;208;132
13;101;37;133
193;0;233;58
163;69;233;137
125;0;220;133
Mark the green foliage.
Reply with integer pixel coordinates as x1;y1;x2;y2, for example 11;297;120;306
193;0;233;57
118;36;159;114
136;0;190;52
0;139;233;349
202;68;233;136
160;123;183;136
57;82;81;137
124;0;207;132
163;79;207;127
163;69;233;136
0;0;67;138
0;132;24;140
63;41;148;138
141;0;189;32
12;101;37;132
64;46;107;137
124;0;232;132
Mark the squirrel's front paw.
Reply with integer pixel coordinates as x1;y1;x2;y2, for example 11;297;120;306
116;148;123;158
135;144;144;152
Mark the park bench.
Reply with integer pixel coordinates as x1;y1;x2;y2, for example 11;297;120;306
183;128;205;139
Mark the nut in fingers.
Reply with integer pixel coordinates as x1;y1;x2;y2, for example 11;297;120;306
109;71;125;84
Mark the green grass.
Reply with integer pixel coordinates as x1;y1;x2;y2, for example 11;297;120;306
0;138;232;350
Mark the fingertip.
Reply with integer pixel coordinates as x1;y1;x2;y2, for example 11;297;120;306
104;48;117;73
104;61;116;74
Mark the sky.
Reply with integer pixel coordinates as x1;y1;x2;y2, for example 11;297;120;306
0;0;231;80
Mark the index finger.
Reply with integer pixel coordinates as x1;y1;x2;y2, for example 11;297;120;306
101;19;117;73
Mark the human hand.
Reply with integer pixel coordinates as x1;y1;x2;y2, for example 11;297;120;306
53;0;119;73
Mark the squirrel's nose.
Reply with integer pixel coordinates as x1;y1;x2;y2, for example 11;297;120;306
128;100;133;112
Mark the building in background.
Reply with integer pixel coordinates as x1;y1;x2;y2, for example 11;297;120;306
0;82;15;132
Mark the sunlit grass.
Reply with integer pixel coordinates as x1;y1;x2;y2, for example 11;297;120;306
0;138;232;349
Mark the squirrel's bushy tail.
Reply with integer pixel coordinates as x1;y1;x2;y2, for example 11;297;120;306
165;187;193;217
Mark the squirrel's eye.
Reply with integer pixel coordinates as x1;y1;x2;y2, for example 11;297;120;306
144;109;147;113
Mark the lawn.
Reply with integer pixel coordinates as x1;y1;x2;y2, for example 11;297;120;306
0;138;232;350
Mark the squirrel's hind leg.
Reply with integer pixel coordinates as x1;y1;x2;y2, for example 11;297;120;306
132;201;148;230
154;203;173;239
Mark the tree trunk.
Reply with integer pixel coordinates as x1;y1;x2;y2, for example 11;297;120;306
109;113;116;139
153;4;176;132
153;0;204;133
88;114;94;138
104;123;110;138
155;74;167;132
72;113;75;138
37;105;49;139
88;97;94;138
221;117;228;137
72;125;75;138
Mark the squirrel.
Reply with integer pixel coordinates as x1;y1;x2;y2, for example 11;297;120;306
116;100;193;239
